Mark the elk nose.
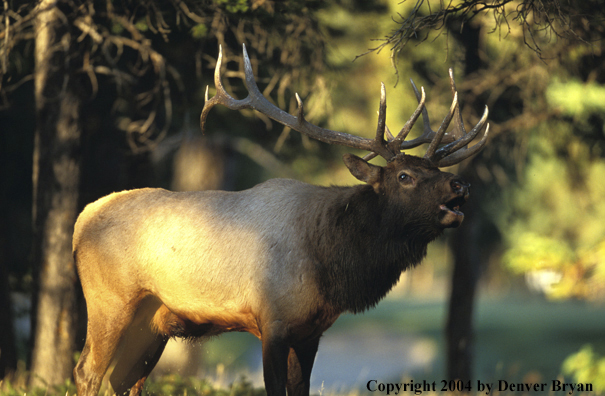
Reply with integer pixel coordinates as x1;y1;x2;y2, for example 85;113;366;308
451;179;470;196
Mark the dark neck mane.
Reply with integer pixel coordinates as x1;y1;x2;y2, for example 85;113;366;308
303;184;441;314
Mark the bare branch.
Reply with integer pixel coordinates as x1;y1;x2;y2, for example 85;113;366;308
361;0;604;77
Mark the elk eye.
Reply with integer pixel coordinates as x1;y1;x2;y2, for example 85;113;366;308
398;173;413;184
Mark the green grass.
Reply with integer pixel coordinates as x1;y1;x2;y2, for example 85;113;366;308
0;374;266;396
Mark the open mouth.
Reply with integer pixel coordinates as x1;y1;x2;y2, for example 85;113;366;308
438;194;467;227
440;195;466;217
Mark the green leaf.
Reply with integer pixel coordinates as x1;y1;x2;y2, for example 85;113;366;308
215;0;249;14
547;79;605;117
190;24;208;39
135;18;149;32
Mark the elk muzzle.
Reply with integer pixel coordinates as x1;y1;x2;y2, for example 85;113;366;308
451;179;470;199
439;178;470;228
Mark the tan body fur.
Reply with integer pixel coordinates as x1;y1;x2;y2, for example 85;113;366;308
74;179;343;396
76;179;338;337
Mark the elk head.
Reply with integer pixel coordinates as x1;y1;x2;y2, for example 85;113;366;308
201;44;489;229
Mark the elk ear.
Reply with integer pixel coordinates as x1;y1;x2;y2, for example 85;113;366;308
343;154;383;193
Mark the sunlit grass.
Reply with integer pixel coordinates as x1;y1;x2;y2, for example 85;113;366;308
0;372;265;396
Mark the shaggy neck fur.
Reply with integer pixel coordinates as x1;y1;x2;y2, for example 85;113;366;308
302;184;443;314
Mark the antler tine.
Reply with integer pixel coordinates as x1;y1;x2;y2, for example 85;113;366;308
437;123;490;167
362;123;396;161
448;68;467;141
390;86;426;148
424;92;458;160
365;83;406;161
200;45;258;133
385;125;395;141
374;83;387;145
398;79;456;150
295;93;305;124
431;69;490;167
433;105;489;162
370;83;400;160
201;46;228;132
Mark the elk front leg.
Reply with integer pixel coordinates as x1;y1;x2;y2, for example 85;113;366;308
286;338;320;396
261;323;290;396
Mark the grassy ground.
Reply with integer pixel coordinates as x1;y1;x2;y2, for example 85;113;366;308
2;296;604;395
0;374;266;396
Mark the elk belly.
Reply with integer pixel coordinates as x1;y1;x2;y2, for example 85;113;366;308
151;302;261;339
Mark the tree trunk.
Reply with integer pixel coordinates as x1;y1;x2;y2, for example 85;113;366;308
0;257;17;378
445;177;480;381
29;0;82;387
0;126;17;378
444;19;483;382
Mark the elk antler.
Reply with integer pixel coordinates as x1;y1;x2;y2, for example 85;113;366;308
201;44;490;167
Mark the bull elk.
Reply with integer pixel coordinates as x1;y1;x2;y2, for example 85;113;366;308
73;44;489;396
